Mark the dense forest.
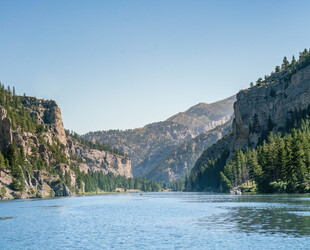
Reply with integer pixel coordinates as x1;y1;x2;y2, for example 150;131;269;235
221;119;310;193
65;129;126;156
74;170;162;193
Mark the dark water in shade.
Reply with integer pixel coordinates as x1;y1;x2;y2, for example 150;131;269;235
0;192;309;249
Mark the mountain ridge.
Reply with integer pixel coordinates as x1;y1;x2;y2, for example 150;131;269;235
83;95;236;180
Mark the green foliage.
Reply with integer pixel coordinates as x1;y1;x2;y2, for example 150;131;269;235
222;119;310;193
0;84;162;196
48;140;68;165
68;165;162;193
220;171;232;192
282;56;290;69
251;48;310;88
0;185;6;197
170;180;185;191
269;181;287;193
0;84;40;133
65;129;126;156
190;148;230;191
0;151;5;171
10;179;25;191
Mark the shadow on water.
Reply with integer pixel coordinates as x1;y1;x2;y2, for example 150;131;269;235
194;194;310;237
0;217;16;221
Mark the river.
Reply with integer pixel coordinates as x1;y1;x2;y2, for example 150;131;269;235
0;192;309;249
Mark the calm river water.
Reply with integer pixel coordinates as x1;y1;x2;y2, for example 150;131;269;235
0;192;309;249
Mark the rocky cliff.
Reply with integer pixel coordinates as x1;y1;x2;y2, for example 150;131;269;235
189;52;310;190
232;64;310;151
84;95;235;179
22;97;67;146
71;142;132;178
0;92;132;200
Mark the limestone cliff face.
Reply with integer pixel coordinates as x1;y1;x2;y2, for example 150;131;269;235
22;97;67;146
232;64;310;151
72;143;132;178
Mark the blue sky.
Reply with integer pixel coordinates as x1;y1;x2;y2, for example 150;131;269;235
1;0;310;134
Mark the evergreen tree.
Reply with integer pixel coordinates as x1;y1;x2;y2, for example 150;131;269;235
291;55;297;67
282;56;289;69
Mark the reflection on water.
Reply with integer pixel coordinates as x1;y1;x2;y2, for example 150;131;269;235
42;205;68;208
0;216;16;221
194;194;310;237
197;207;310;237
0;192;309;249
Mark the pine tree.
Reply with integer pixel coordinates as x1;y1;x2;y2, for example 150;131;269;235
291;55;297;67
282;56;290;69
0;152;5;171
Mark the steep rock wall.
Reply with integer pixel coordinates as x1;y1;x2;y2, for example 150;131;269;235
190;64;310;189
233;64;310;151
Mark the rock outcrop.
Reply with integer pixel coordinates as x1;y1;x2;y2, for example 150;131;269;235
74;144;132;178
0;106;12;154
0;169;71;199
22;97;67;146
232;64;310;151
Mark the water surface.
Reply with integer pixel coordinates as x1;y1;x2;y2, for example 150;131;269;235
0;192;309;249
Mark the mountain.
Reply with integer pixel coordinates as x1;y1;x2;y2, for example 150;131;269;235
0;87;163;200
143;118;233;183
83;95;236;179
167;96;235;134
189;49;310;193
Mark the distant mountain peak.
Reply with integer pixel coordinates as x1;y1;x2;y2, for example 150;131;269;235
166;95;236;134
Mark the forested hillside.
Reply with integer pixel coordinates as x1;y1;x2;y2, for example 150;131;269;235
0;85;161;200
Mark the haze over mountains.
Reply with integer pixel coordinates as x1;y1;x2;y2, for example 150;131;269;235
83;95;236;182
144;118;233;183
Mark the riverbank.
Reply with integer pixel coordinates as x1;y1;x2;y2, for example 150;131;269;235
0;188;172;201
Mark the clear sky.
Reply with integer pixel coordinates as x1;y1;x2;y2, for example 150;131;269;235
1;0;310;134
